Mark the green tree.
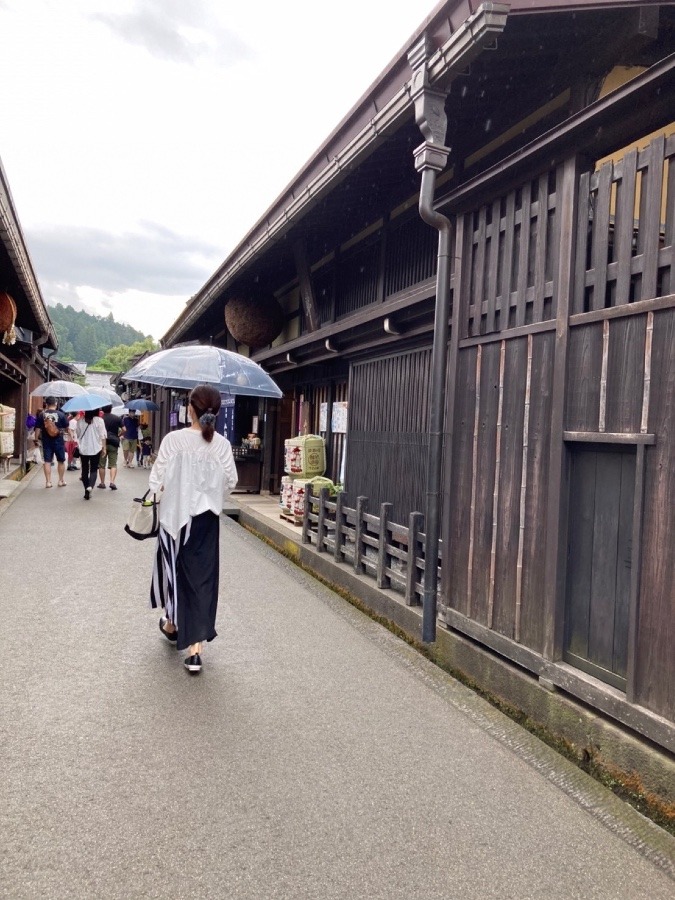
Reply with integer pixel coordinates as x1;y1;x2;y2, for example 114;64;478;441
92;336;158;372
48;303;150;365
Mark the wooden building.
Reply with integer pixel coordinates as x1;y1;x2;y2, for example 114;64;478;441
0;157;57;466
161;1;675;752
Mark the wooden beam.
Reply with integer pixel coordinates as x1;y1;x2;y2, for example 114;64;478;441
542;156;579;662
293;239;320;333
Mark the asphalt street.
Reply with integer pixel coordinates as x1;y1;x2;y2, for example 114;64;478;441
1;464;674;899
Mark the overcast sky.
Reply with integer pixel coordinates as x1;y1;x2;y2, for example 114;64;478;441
0;0;427;340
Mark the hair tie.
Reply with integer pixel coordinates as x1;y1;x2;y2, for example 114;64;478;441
199;412;216;427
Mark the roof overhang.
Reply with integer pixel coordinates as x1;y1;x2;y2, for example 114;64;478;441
0;159;56;349
163;0;675;349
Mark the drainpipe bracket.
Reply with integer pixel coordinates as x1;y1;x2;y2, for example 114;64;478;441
413;141;451;174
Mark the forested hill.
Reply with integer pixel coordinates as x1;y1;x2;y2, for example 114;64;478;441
49;303;149;365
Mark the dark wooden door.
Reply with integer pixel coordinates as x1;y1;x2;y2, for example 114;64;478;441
564;446;635;690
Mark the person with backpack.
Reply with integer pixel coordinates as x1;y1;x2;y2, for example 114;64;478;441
97;404;123;490
34;396;68;488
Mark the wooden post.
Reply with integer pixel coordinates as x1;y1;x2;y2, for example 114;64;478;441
377;502;393;589
316;487;329;552
301;483;312;544
543;156;581;661
406;512;423;606
334;490;345;563
354;496;368;574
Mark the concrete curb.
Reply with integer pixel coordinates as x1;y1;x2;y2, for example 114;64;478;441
0;463;42;521
234;500;675;821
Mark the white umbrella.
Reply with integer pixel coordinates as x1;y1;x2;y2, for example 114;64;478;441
86;386;124;407
31;380;88;398
123;345;282;398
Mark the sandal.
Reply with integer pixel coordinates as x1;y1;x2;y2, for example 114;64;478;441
58;482;67;487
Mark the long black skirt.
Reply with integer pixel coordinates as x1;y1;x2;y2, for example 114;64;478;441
150;510;219;652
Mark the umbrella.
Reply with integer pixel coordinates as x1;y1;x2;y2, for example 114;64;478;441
61;393;109;413
87;386;124;407
123;345;282;398
31;380;89;398
125;398;160;412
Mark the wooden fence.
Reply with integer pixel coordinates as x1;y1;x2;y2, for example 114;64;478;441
301;485;441;606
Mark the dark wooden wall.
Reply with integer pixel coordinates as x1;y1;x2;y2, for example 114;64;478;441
346;348;432;520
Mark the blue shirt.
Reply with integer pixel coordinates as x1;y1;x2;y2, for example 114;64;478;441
122;416;139;441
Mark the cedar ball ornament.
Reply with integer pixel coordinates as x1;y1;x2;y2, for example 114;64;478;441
0;291;17;345
224;292;284;348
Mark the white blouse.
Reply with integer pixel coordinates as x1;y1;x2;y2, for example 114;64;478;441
148;428;238;539
76;416;107;455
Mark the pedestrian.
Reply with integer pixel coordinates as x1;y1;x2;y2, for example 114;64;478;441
141;434;153;468
34;397;68;488
149;384;237;674
65;414;79;470
76;407;107;499
121;411;139;467
135;421;144;467
97;404;123;490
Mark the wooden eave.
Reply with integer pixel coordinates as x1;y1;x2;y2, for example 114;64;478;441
0;159;56;350
162;0;675;350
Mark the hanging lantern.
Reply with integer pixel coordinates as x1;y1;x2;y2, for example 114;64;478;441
224;293;284;348
0;292;17;345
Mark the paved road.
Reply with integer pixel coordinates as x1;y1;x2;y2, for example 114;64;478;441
1;465;674;899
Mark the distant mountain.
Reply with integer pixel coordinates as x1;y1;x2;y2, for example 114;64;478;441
48;304;149;366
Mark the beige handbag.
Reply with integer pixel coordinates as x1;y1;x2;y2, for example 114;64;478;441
124;490;160;540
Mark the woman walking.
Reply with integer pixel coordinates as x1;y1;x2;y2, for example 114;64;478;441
149;385;237;674
76;408;106;499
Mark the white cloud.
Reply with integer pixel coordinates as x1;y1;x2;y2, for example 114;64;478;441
0;0;427;338
92;0;252;66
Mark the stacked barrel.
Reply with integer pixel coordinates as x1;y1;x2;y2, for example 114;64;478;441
280;435;327;519
0;403;16;459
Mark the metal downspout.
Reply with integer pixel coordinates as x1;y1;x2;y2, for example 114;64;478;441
409;34;452;643
418;168;452;643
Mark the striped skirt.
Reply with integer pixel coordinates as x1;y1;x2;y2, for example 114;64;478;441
150;510;220;652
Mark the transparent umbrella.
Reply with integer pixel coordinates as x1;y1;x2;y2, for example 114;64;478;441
123;345;282;398
87;387;124;407
31;380;89;398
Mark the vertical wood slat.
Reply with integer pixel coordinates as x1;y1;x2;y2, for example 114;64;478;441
533;174;549;323
500;190;516;326
573;169;591;314
316;487;329;552
488;340;506;628
354;496;368;574
406;512;423;605
302;483;312;544
472;206;488;336
614;149;638;304
515;180;532;326
485;199;501;333
640;134;666;301
641;311;654;433
591;162;613;311
466;345;482;617
334;489;345;562
457;214;472;340
377;502;393;588
598;318;610;433
664;139;675;296
515;333;533;642
626;443;646;703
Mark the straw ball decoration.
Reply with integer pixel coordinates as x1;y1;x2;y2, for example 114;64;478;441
225;293;284;348
0;292;17;345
